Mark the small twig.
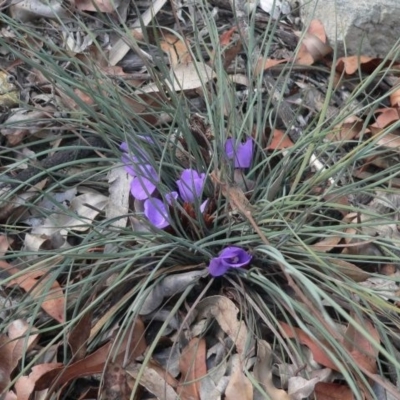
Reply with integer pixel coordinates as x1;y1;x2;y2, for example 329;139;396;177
210;171;270;245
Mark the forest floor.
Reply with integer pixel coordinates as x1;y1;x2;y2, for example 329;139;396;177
1;0;400;399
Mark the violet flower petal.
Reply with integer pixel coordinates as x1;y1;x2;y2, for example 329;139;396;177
138;135;155;144
134;163;158;180
121;153;138;176
200;199;209;213
225;138;235;159
123;157;157;178
144;198;170;229
208;247;252;277
165;191;179;205
130;176;156;200
120;142;151;169
208;257;230;277
124;165;136;176
120;142;129;153
218;246;252;267
122;152;144;178
176;169;206;203
129;164;159;200
225;137;253;168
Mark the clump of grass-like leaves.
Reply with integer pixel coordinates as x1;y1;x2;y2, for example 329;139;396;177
1;1;400;398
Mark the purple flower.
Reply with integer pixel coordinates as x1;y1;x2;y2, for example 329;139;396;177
143;192;178;229
120;142;159;200
208;247;252;277
120;142;130;153
176;169;206;203
165;191;179;204
225;137;253;168
130;168;159;200
144;198;169;229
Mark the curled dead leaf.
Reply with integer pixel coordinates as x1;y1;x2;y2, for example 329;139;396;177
253;340;290;400
15;363;63;400
295;20;332;65
160;32;192;67
35;319;146;391
178;338;206;400
225;354;253;400
0;259;65;323
196;296;253;360
126;362;178;400
279;322;338;370
139;270;206;315
326;258;369;282
76;0;120;13
336;56;383;75
342;316;379;374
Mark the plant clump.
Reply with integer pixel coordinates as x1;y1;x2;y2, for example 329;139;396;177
1;1;400;399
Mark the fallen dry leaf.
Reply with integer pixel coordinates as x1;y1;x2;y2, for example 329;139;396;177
326;117;364;142
309;235;343;252
295;20;332;65
9;0;69;22
325;258;369;282
288;369;331;400
35;319;146;391
253;340;290;400
14;363;63;400
68;309;92;361
0;235;11;256
171;62;215;91
314;382;354;399
259;0;290;19
140;61;215;94
76;0;119;13
126;361;178;400
178;337;207;400
140;270;205;315
336;56;383;75
32;191;109;236
196;296;252;359
228;74;250;86
254;58;288;76
374;132;400;150
2;391;17;400
215;27;242;69
2;107;55;146
219;26;237;46
8;319;39;358
266;129;295;150
342;317;379;374
390;79;400;107
108;0;168;66
0;260;65;323
279;322;338;370
160;32;192;67
280;318;379;377
106;166;131;229
102;362;130;400
225;354;253;400
0;336;14;393
370;108;400;130
35;341;115;390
